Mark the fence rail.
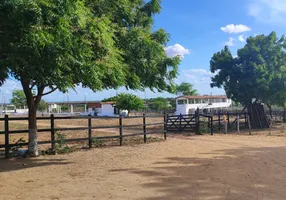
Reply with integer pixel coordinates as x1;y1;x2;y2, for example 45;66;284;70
0;114;167;158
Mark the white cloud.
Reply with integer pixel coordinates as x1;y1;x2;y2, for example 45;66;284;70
165;44;191;59
0;79;22;103
221;24;251;34
225;37;235;46
184;69;213;77
248;0;286;24
238;35;247;42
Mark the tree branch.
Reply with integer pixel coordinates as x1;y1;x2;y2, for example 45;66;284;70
41;87;58;96
29;81;37;90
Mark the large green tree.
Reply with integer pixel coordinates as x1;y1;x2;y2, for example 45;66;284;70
0;0;180;156
115;93;145;115
38;100;48;113
210;32;286;128
149;97;171;112
175;82;198;96
11;90;26;109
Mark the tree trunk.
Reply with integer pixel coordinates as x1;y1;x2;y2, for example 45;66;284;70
28;105;39;156
247;103;270;129
21;79;44;157
267;103;273;119
283;107;286;123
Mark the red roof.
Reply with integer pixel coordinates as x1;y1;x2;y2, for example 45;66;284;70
176;95;228;99
100;101;115;105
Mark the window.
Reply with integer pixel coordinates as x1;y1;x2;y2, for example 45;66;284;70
222;98;227;102
188;99;195;104
177;99;187;105
202;99;207;103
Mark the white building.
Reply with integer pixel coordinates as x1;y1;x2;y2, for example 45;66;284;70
175;95;232;115
87;102;128;117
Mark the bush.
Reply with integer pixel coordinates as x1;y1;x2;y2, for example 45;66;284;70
91;137;105;147
55;132;71;153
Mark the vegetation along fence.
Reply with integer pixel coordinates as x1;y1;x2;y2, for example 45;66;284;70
0;114;167;158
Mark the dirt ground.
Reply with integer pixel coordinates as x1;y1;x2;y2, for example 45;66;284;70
1;135;286;200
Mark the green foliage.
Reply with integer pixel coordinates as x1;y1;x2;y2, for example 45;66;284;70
0;0;180;155
55;132;71;154
91;137;105;148
175;82;198;96
149;97;171;112
102;96;118;102
210;32;286;107
11;90;26;108
61;105;69;112
0;0;179;97
115;93;145;113
38;100;48;112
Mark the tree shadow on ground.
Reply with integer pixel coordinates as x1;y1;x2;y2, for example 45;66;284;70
0;156;73;173
110;146;286;200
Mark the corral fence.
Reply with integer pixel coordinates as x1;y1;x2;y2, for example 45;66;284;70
166;111;251;134
166;113;214;134
0;114;167;159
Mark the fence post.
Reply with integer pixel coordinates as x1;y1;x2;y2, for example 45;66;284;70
210;116;213;135
179;113;182;132
164;114;167;140
227;112;230;127
237;113;240;134
50;114;55;153
119;115;123;146
218;112;221;132
244;112;247;128
4;114;9;158
143;114;147;143
247;115;252;135
88;115;92;148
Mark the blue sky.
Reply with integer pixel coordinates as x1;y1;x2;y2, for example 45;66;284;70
1;0;286;102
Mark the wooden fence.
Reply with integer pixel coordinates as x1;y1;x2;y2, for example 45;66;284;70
0;114;167;158
212;112;248;131
166;113;214;135
166;112;251;134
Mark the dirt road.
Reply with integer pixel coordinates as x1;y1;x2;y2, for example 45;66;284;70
1;135;286;200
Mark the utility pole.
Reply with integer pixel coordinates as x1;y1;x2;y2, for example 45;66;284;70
0;91;3;117
84;94;87;113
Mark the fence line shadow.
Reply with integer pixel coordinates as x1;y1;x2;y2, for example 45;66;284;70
110;146;286;200
0;157;73;173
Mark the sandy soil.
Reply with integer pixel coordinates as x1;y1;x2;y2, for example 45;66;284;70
1;135;286;200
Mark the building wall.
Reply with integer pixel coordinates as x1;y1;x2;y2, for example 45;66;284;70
175;98;232;115
98;104;115;116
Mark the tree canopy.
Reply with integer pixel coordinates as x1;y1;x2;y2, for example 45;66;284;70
0;0;180;156
38;100;48;112
210;32;286;107
175;82;198;96
149;97;171;112
210;32;286;127
11;90;26;108
114;93;145;114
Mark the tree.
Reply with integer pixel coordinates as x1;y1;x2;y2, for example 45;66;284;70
11;90;26;109
149;97;171;112
175;82;198;96
38;100;48;113
115;93;145;115
0;0;180;156
210;32;286;128
102;96;118;102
